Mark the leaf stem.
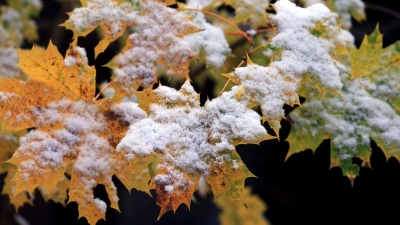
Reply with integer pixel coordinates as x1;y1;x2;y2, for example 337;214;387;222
224;31;245;35
178;8;254;45
256;28;274;33
249;44;266;54
218;60;245;97
94;81;113;101
365;3;400;20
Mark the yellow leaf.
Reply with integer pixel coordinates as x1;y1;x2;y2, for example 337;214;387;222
205;151;255;202
134;88;159;114
38;175;70;206
0;129;26;167
216;187;270;225
150;167;200;219
17;41;96;100
1;41;149;225
10;191;33;212
117;155;155;195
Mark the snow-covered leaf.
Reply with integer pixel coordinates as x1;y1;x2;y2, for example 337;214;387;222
117;81;269;218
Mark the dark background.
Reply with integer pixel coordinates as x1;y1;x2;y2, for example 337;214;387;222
1;0;400;224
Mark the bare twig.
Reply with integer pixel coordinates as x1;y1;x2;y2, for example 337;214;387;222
178;8;254;45
94;81;113;100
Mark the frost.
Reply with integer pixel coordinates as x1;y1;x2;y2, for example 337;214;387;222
183;6;231;70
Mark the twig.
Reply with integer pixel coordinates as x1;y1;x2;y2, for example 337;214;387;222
178;8;254;45
218;60;245;97
250;44;267;54
256;28;274;33
365;3;400;20
94;81;113;100
224;31;245;35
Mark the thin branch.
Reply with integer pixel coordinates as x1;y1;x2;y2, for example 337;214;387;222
250;44;267;54
94;81;113;101
364;3;400;20
256;28;274;33
218;60;245;97
177;8;254;45
218;78;231;97
224;31;245;35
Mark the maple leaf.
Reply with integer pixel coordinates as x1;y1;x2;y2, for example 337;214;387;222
287;80;400;177
38;175;71;206
225;0;350;134
109;0;200;93
287;26;400;178
63;0;200;94
0;42;95;131
216;187;271;225
180;3;231;71
0;129;33;211
0;42;149;225
350;26;400;112
117;81;270;218
61;0;139;57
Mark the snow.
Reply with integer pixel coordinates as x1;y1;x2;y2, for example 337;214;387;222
0;92;16;102
183;7;231;70
117;81;267;192
290;78;400;160
186;0;215;9
94;198;107;213
113;1;197;91
0;0;42;79
333;0;365;29
272;0;344;92
229;0;352;130
111;102;147;123
64;46;88;67
164;185;174;194
9;98;146;215
67;0;139;36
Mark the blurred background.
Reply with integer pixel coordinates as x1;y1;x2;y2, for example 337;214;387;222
0;0;400;224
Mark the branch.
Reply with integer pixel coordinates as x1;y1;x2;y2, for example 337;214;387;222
178;8;254;45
